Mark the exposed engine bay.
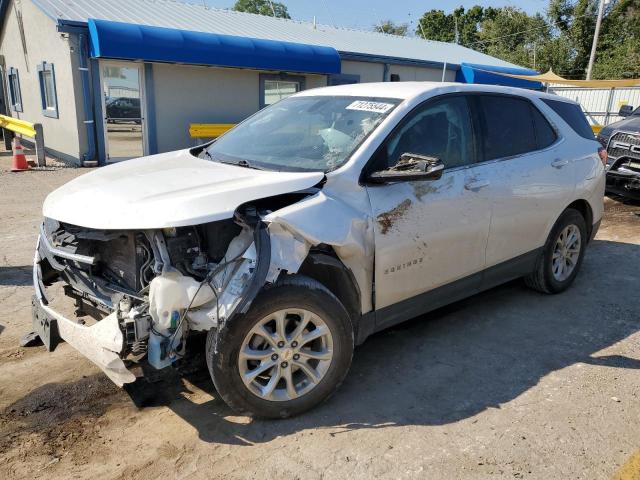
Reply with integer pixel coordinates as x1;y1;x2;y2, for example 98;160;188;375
34;205;272;384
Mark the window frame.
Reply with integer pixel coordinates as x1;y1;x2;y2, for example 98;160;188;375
37;61;59;118
361;92;479;182
468;92;562;166
259;73;305;109
7;67;23;113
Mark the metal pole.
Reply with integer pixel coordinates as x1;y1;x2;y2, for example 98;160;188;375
586;0;606;80
604;87;616;126
441;62;448;82
34;123;45;167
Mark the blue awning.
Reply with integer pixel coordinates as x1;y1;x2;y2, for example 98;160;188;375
456;63;542;89
88;19;341;75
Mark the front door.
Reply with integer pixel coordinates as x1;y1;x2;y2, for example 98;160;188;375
366;95;491;326
101;62;146;162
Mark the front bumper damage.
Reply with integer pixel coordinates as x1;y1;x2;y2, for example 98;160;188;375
33;239;136;385
32;212;271;387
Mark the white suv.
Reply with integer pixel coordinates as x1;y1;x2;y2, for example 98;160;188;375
33;82;605;417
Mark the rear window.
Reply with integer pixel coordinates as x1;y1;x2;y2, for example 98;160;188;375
542;99;594;140
531;106;557;149
475;95;537;161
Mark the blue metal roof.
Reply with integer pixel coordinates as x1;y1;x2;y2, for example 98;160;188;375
456;63;542;89
27;0;521;70
88;19;341;75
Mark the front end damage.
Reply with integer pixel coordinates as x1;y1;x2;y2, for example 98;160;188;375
33;207;270;386
32;188;373;386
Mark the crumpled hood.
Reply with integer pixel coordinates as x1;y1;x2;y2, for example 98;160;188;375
43;150;324;229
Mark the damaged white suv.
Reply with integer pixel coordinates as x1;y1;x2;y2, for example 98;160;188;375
33;83;605;417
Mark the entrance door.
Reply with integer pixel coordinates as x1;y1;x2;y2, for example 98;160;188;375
366;95;491;328
101;63;146;162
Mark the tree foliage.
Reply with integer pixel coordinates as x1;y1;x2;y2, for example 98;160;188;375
232;0;290;19
374;20;409;36
414;0;638;79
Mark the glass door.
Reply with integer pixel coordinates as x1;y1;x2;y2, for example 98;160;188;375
101;63;146;162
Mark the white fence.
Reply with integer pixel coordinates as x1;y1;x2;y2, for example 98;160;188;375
547;85;640;126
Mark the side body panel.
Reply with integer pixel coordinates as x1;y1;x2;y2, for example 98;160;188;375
475;141;576;268
366;167;491;312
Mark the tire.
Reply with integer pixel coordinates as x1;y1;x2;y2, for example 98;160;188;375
206;275;354;418
525;208;587;294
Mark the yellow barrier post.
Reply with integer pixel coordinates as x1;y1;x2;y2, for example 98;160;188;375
591;124;603;136
0;114;46;166
189;123;235;139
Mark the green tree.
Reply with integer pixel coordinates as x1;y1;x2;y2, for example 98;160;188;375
374;20;409;36
417;9;456;43
593;0;640;78
232;0;290;19
478;7;551;69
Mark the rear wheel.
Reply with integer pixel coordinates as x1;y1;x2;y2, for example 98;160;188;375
525;208;587;294
206;275;354;418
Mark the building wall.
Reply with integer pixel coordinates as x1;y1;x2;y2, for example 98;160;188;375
340;59;457;84
389;64;456;82
341;60;385;83
150;62;327;152
0;0;83;163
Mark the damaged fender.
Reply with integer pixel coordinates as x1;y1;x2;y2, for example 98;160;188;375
264;191;374;313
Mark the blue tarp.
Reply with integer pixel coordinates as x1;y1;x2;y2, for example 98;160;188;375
456;63;542;89
88;19;341;75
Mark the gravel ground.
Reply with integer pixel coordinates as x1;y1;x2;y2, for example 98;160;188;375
0;157;639;480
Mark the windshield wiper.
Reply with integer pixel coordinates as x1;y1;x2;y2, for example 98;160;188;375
201;149;215;161
221;159;263;170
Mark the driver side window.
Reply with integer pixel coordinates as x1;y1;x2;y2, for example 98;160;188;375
385;96;474;169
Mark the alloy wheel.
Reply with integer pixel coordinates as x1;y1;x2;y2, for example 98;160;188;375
552;224;582;282
238;308;334;401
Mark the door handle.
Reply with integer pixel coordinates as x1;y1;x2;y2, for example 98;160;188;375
464;179;490;191
551;159;569;168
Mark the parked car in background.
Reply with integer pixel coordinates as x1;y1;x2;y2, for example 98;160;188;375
105;97;142;124
597;105;640;200
33;83;605;418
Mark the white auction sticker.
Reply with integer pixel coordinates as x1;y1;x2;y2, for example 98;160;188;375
346;100;395;114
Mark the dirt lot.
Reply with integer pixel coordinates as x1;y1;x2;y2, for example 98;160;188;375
0;157;639;480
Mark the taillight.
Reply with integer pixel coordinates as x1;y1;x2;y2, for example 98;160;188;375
598;147;608;167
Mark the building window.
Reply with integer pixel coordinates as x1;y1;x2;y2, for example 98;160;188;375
7;67;22;112
259;73;305;108
38;62;58;118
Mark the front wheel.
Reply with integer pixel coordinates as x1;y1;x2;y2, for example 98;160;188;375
206;275;354;418
525;208;587;294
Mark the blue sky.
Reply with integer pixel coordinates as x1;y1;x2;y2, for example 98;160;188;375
203;1;547;31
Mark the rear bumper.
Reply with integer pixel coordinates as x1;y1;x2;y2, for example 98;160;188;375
33;237;136;386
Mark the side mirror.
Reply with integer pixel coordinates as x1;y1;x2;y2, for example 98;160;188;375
619;105;634;117
368;153;444;183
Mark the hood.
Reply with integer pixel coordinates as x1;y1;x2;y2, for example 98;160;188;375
43;150;325;229
601;116;640;140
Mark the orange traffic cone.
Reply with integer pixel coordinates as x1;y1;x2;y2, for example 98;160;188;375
11;137;29;172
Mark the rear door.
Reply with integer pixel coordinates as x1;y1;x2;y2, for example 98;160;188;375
468;94;574;273
365;95;491;324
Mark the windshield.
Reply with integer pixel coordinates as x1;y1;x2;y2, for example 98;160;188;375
205;96;401;172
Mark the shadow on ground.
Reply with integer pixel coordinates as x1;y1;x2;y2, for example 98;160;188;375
0;266;33;286
6;240;640;447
